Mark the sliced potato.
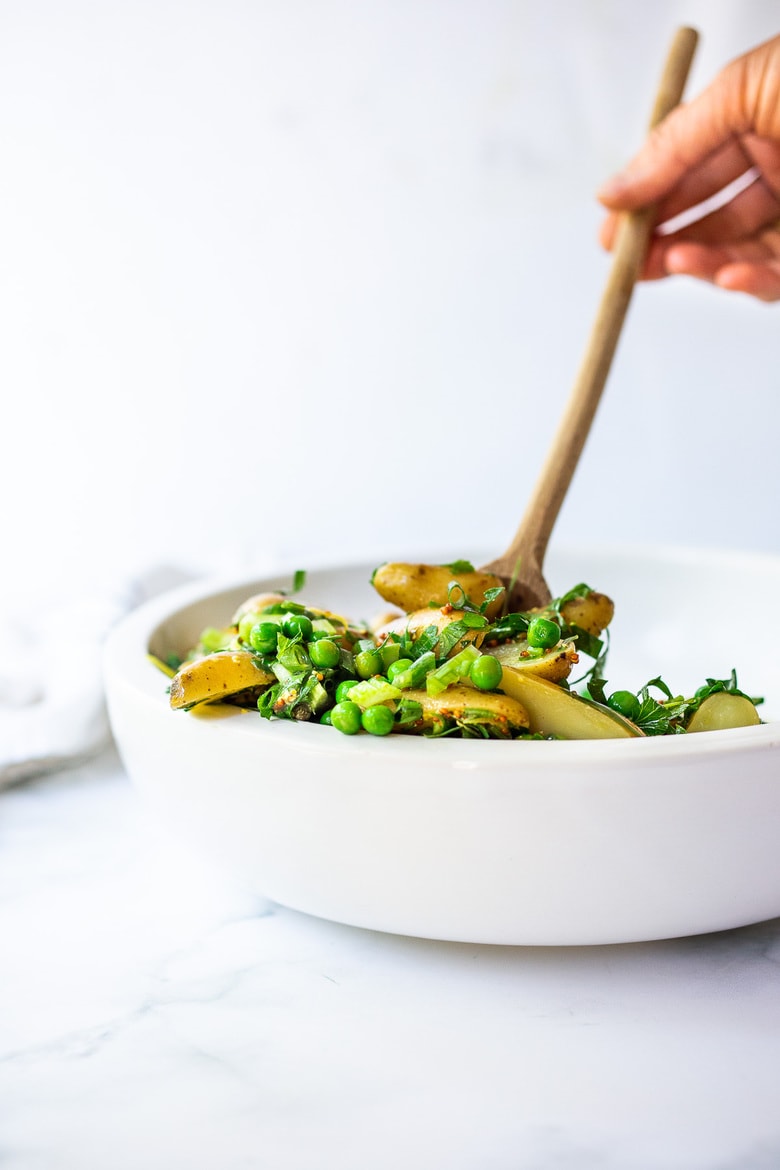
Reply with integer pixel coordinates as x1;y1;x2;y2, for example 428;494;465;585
232;592;288;623
170;651;275;710
397;685;529;735
497;667;643;739
233;595;365;651
558;591;614;636
310;606;355;629
375;607;488;656
490;638;579;682
233;592;354;630
686;692;761;733
369;608;403;635
372;562;505;619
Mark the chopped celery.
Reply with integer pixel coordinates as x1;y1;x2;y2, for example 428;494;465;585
311;617;338;636
391;650;436;690
347;676;402;709
379;640;402;671
427;644;481;696
199;627;234;653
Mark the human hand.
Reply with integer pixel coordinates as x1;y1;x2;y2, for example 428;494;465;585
598;33;780;301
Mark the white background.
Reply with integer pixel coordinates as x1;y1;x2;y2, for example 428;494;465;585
2;0;778;611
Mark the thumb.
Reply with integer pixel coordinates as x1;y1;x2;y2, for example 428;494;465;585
597;49;762;210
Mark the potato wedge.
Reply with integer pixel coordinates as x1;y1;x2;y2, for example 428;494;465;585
170;651;275;710
233;596;365;651
490;638;579;682
686;692;761;733
232;593;288;623
497;667;642;739
397;685;529;735
233;592;354;631
375;608;488;656
369;608;403;635
372;562;505;619
558;591;614;636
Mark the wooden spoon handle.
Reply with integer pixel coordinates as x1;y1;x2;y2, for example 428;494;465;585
499;26;699;574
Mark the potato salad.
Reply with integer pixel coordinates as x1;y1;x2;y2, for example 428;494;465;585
161;561;763;740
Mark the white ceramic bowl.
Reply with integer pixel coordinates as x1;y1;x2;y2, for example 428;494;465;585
103;544;780;946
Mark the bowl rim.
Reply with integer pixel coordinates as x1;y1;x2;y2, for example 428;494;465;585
103;544;780;766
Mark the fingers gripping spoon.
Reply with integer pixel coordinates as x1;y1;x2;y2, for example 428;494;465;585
481;26;699;611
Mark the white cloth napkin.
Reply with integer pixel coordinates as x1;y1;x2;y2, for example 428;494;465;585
0;567;192;790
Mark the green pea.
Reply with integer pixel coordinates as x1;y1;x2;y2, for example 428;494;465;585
308;638;341;669
387;658;414;683
607;690;641;721
355;648;383;679
319;709;333;725
469;653;502;691
330;700;362;735
249;621;280;655
361;705;395;736
238;611;265;643
283;614;314;640
527;616;560;650
335;679;360;703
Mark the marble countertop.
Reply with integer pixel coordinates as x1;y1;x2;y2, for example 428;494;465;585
3;747;780;1170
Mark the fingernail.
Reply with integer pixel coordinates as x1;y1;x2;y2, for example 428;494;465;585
597;174;629;202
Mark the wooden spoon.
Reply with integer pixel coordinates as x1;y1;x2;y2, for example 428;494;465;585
481;26;699;611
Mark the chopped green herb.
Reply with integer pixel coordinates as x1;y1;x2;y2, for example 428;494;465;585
552;583;594;610
567;625;603;661
275;632;311;674
444;559;476;574
485;612;530;643
437;619;484;659
585;675;609;706
402;625;440;660
445;580;504;615
396;697;424;727
482;586;505;607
